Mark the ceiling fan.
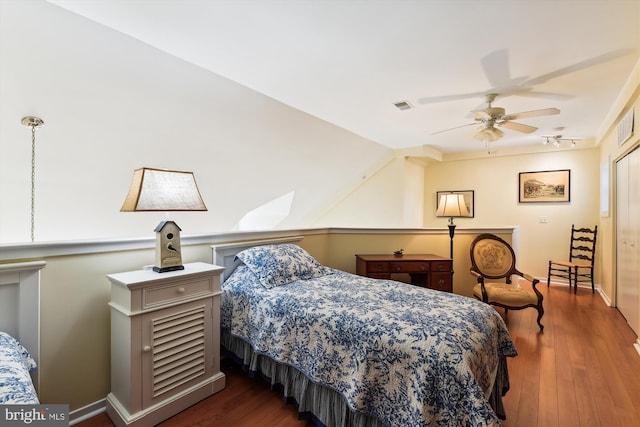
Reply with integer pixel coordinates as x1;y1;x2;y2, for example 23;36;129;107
433;93;560;142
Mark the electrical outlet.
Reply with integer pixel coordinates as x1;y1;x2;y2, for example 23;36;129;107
539;216;549;224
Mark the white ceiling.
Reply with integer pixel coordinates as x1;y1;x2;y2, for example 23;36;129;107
48;0;640;154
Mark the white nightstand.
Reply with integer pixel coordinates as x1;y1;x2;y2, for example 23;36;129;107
105;262;226;427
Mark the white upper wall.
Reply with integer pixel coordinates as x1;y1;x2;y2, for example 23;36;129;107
314;155;425;228
0;0;392;243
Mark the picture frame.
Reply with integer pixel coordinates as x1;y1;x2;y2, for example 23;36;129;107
436;190;474;218
518;169;570;203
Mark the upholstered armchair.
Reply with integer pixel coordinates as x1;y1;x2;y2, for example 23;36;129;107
470;233;544;331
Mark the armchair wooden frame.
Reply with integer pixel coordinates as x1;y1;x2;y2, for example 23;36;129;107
547;225;597;294
470;233;544;331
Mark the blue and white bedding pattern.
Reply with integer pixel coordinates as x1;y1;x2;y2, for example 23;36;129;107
0;331;39;404
221;244;518;427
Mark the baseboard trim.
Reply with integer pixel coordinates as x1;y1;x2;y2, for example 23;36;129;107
596;287;612;306
69;399;106;425
541;278;609;304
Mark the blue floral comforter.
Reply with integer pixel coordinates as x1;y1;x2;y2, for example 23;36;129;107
222;264;517;426
0;332;38;404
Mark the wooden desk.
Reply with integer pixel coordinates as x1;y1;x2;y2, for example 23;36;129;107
355;254;453;292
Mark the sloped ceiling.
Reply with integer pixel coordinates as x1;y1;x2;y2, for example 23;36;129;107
49;0;640;154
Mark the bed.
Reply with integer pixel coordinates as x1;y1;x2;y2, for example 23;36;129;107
0;331;39;404
214;239;517;427
0;261;44;405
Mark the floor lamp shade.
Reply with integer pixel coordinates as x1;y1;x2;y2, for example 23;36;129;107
120;167;207;272
436;194;470;219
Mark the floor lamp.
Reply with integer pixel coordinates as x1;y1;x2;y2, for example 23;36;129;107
436;193;470;261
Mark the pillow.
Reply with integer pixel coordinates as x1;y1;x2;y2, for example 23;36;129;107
235;244;331;288
0;331;37;372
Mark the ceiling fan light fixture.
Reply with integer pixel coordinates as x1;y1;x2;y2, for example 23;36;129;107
474;126;503;142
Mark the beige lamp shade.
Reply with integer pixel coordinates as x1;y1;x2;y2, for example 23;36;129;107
436;194;470;218
120;168;207;212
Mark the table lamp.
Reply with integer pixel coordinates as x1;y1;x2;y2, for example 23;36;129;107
120;167;207;272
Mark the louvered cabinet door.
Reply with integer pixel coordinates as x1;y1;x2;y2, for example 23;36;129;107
141;298;213;409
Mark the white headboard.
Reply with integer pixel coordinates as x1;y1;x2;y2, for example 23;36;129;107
212;236;304;282
0;260;46;390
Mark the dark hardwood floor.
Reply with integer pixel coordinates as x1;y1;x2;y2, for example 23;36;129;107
77;284;640;427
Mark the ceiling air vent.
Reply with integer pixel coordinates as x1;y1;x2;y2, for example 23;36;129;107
393;100;413;111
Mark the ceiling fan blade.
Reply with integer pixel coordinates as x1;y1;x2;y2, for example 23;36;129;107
472;110;492;120
505;90;574;101
500;121;538;134
524;49;634;86
502;108;560;120
431;122;477;135
415;47;628;107
480;49;529;89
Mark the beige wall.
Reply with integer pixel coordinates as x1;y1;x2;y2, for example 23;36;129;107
423;148;601;281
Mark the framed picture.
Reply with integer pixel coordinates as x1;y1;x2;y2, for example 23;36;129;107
436;190;474;217
519;169;570;203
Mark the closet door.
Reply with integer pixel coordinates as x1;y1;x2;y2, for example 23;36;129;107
616;147;640;335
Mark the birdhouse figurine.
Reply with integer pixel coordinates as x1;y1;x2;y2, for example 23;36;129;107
153;221;184;272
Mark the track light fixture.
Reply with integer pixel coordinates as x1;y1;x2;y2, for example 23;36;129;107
542;135;580;148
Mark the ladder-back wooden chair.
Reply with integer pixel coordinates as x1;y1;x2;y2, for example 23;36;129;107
470;234;544;331
547;225;597;294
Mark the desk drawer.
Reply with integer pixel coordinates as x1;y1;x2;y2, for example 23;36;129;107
366;262;389;273
430;261;452;272
430;272;452;292
389;262;429;273
143;278;213;309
